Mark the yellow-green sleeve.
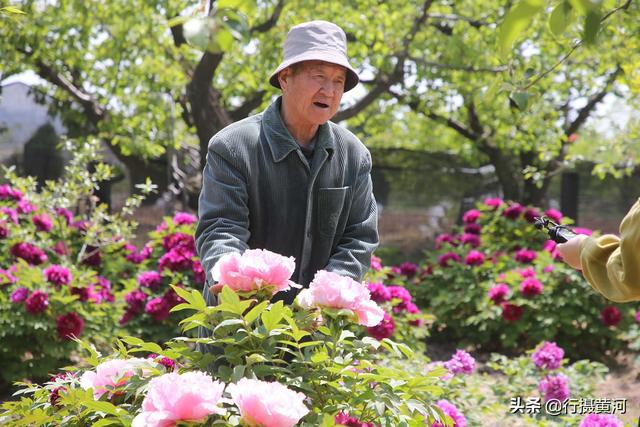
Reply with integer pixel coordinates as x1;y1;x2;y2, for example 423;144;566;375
579;198;640;302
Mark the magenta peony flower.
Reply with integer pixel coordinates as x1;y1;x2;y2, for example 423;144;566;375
162;287;184;309
520;277;543;297
17;200;36;214
148;354;176;371
532;341;564;370
25;290;49;314
43;265;73;287
145;297;171;321
0;221;8;239
464;250;485;266
483;197;503;209
574;227;593;236
162;232;196;252
125;289;148;313
503;203;524;219
514;249;537;263
438;252;461;267
53;241;69;256
523;207;541;223
335;412;376;427
10;287;29;303
56;312;84;340
635;309;640;323
460;233;480;248
600;306;622;327
212;249;296;295
159;246;195;272
543;240;557;252
463;223;481;235
370;255;382;271
227;378;308;427
54;207;74;225
124;243;145;264
132;371;225;427
488;283;510;304
518;267;536;278
579;414;624;427
543;264;555;273
399;261;418;277
81;246;101;267
1;207;18;224
49;386;65;407
173;212;197;225
444;350;476;375
538;374;570;402
367;282;391;303
0;184;23;201
435;233;458;249
297;270;384;327
462;209;481;224
138;271;162;291
431;399;467;427
544;209;563;223
501;303;524;322
80;358;148;399
32;213;53;232
11;242;47;265
367;311;395;340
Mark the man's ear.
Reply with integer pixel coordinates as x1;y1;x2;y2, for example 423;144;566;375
278;68;291;90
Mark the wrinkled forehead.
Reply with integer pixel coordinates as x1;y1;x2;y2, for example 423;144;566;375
298;60;347;76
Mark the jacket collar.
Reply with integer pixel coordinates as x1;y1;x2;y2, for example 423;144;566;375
262;97;335;163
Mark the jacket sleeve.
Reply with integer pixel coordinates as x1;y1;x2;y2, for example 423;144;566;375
195;141;250;306
580;198;640;302
324;150;379;281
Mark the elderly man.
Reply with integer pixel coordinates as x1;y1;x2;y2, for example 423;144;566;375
195;20;379;306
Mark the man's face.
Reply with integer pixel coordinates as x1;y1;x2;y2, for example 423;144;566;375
279;60;347;126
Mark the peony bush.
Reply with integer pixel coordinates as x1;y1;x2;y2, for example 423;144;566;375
400;198;635;359
0;248;452;426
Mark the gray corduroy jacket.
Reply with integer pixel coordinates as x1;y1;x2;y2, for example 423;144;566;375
195;97;379;305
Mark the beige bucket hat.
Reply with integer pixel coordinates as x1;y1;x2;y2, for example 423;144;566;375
269;20;359;92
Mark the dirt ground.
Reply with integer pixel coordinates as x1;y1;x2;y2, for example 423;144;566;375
594;353;640;425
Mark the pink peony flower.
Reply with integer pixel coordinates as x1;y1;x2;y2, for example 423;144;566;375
370;255;382;271
44;265;72;287
227;378;309;427
297;270;384;327
431;399;467;427
503;203;524;219
0;266;17;286
520;277;543;297
464;250;485;266
212;249;296;295
544;209;563;223
1;207;18;224
501;303;524;322
579;414;623;427
444;350;476;375
55;207;74;225
600;306;622;327
173;212;197;225
56;312;84;340
462;209;481;224
367;311;395;340
80;358;148;399
518;267;536;278
488;283;510;304
438;252;461;267
514;249;537;263
574;227;593;236
0;184;23;201
132;371;225;427
543;264;555;273
524;207;541;223
32;213;53;232
17;200;36;214
483;197;503;209
138;271;162;291
435;234;458;249
635;309;640;323
538;374;570;402
25;290;49;314
532;341;564;370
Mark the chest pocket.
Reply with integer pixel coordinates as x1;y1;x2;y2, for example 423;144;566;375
316;186;351;237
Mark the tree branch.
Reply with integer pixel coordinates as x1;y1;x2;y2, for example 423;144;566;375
229;90;266;121
566;65;622;135
409;56;508;73
427;13;492;28
250;0;285;34
334;0;435;122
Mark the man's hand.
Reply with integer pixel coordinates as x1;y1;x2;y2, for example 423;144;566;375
556;235;588;270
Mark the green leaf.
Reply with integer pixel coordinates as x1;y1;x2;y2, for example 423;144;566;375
91;419;121;427
261;301;285;332
510;91;530;110
214;318;245;332
548;1;574;37
1;6;26;15
583;10;602;44
497;0;545;58
244;300;269;325
82;400;122;417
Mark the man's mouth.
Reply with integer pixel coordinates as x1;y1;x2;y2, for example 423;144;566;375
313;102;330;109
